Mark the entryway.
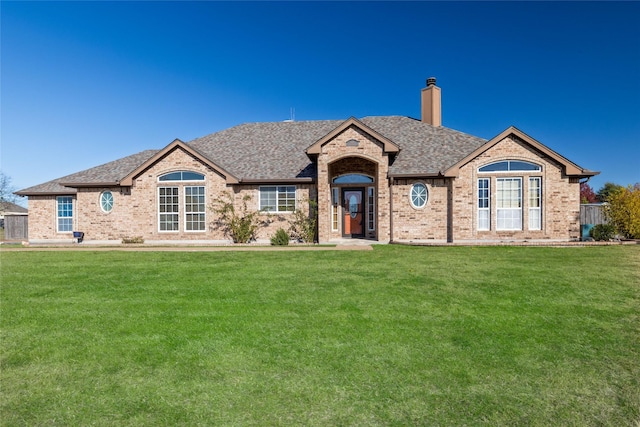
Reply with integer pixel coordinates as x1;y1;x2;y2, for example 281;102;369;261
343;188;365;238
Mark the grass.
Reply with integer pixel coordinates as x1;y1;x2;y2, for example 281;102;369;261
1;245;639;426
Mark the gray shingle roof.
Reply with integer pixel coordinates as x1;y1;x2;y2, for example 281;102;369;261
0;201;28;214
360;116;487;175
16;150;159;195
17;116;489;194
189;120;343;180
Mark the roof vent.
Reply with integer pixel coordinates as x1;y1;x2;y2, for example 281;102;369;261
426;77;437;87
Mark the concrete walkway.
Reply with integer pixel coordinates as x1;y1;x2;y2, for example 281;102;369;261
1;240;374;252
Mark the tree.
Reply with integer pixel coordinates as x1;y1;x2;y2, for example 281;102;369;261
604;184;640;239
0;171;18;203
597;182;624;203
580;182;598;204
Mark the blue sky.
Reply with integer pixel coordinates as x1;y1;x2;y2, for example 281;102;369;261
2;1;639;202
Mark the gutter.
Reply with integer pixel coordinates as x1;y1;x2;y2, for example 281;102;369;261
237;178;315;184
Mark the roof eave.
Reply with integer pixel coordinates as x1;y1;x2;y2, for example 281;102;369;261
238;178;315;184
388;172;444;179
15;189;77;196
58;181;120;188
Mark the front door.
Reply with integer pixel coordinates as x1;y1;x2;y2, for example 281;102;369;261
343;188;364;238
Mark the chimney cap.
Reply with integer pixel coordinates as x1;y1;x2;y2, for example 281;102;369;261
426;77;437;87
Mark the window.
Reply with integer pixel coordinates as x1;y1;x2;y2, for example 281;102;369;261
159;171;205;181
368;187;375;231
57;196;73;232
185;186;206;231
479;160;541;173
100;191;114;213
529;177;542;230
410;183;428;209
333;174;374;184
331;188;339;231
159;187;179;231
260;186;296;212
497;178;522;230
478;178;490;230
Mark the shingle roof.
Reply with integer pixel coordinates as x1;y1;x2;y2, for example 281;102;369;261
189;120;343;180
0;201;28;214
16;150;159;195
359;116;487;175
17;116;489;194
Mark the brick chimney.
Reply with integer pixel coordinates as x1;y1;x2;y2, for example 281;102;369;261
421;77;441;126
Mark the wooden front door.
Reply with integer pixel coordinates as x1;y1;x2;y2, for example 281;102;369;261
343;188;364;238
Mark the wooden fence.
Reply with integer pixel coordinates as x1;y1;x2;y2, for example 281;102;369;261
580;204;606;225
4;214;28;240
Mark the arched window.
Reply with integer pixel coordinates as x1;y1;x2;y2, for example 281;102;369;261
478;160;541;173
332;174;374;184
158;171;205;181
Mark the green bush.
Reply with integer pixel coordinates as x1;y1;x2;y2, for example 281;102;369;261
210;191;264;243
289;199;318;243
270;228;290;246
590;224;616;241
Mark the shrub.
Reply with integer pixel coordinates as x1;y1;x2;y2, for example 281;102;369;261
210;191;266;243
121;236;144;244
603;185;640;239
590;224;616;241
289;199;318;243
270;228;290;246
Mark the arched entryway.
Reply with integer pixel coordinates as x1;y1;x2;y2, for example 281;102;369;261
328;157;378;240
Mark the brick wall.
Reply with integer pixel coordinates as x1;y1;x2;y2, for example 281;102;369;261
315;126;391;243
27;147;318;243
26;195;63;240
391;178;449;241
452;135;580;241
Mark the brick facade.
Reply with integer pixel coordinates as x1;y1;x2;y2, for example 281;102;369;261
451;136;580;241
24;130;585;244
315;126;391;243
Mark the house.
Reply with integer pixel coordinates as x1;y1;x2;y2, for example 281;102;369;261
16;78;598;244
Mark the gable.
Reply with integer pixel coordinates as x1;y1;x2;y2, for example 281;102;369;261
120;139;239;185
306;117;400;156
442;127;598;178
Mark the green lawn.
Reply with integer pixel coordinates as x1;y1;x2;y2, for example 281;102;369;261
1;246;639;426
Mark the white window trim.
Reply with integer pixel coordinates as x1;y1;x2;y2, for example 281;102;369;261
56;196;74;233
157;171;205;182
100;191;114;213
158;186;179;232
409;182;428;209
259;186;297;213
478;160;542;174
528;177;542;231
184;186;206;232
496;177;522;231
478;178;490;231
